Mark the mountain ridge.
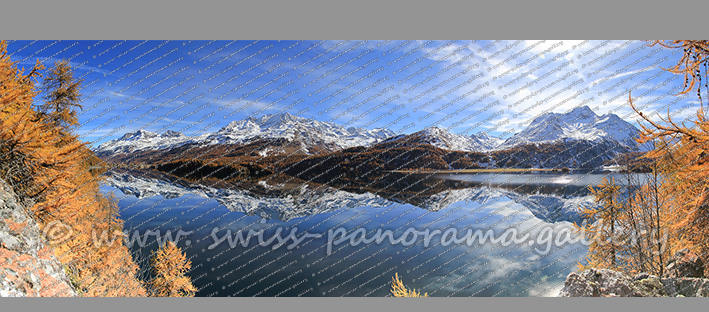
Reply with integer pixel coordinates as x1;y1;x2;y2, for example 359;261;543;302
500;106;642;150
373;106;641;153
95;106;643;171
95;112;395;156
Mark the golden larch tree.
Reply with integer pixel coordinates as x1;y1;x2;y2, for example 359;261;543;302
149;241;197;297
390;273;427;297
0;40;147;296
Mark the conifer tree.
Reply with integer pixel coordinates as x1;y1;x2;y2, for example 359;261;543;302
38;59;83;130
390;273;427;297
0;40;147;296
576;177;624;271
628;40;709;274
149;242;197;297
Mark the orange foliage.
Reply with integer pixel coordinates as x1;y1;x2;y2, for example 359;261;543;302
390;273;427;297
620;40;709;275
149;242;196;297
632;100;709;270
0;41;146;296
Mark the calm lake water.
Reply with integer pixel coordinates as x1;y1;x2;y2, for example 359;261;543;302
99;170;640;297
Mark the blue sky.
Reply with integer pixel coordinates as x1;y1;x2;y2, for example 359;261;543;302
4;40;696;147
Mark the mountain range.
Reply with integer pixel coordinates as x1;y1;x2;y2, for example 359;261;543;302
95;112;394;156
389;127;505;152
397;106;641;152
499;106;642;150
95;105;643;169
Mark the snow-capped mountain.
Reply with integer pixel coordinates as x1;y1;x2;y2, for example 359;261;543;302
202;112;394;152
501;106;641;150
401;127;504;152
94;112;395;155
96;129;197;154
470;132;506;151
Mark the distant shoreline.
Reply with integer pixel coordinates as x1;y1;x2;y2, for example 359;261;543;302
384;168;560;174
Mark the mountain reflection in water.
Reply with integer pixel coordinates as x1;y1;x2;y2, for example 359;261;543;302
101;169;607;296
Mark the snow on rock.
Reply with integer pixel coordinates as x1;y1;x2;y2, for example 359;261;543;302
501;105;642;150
94;129;200;154
410;127;505;152
470;132;506;151
95;112;395;155
205;112;394;150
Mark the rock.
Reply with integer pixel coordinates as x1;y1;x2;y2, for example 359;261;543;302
559;268;638;297
559;268;709;297
633;272;656;281
0;179;76;297
663;248;704;278
661;277;709;297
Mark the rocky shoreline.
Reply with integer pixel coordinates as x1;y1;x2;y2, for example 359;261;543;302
559;249;709;297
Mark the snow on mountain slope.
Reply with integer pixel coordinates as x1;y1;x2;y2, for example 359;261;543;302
94;129;202;154
95;112;395;155
501;106;641;150
406;127;504;152
470;132;506;151
203;112;394;150
95;106;641;160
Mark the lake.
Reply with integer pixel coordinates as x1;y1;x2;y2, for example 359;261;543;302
99;170;639;297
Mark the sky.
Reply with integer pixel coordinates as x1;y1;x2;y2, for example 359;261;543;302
3;40;699;147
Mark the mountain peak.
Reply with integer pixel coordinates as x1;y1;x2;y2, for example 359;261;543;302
570;105;595;115
135;129;156;135
472;131;491;140
260;112;299;126
410;127;501;152
565;106;597;122
420;126;446;136
122;129;158;140
161;130;185;138
501;105;639;150
97;128;189;154
99;112;396;156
